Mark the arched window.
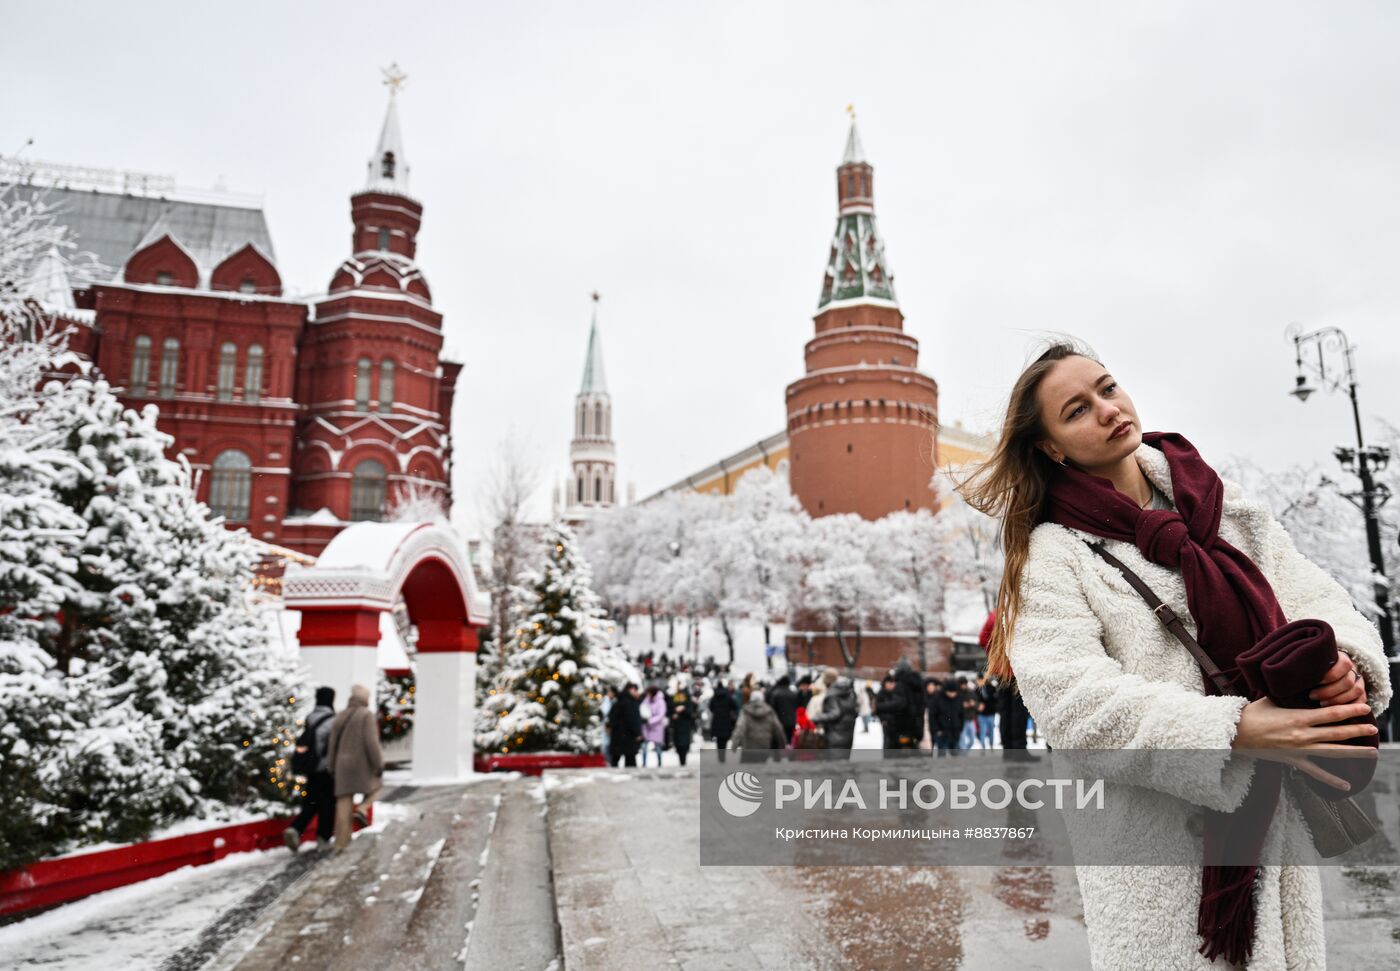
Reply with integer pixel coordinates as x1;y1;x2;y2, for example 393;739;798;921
377;228;390;251
129;335;151;397
381;151;396;180
350;459;387;521
594;475;602;502
244;345;264;403
577;474;584;503
354;357;372;411
216;342;237;401
158;337;180;398
594;403;603;439
379;359;395;413
208;449;252;521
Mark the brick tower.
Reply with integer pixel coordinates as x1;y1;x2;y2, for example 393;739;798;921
785;118;940;520
287;74;460;554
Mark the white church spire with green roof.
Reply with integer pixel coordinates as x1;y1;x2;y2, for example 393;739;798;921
561;292;618;525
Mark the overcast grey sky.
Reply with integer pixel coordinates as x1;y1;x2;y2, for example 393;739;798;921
6;1;1400;535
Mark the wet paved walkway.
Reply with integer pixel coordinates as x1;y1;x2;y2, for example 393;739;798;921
5;767;1399;969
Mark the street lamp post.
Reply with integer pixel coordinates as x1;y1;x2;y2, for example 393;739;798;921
1286;323;1397;738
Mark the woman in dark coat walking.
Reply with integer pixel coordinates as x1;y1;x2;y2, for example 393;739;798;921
606;682;644;767
670;688;699;766
708;681;741;761
928;678;966;756
810;676;859;754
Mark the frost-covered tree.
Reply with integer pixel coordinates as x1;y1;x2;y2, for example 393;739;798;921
873;510;946;672
0;313;301;862
934;468;1005;613
729;468;806;659
476;523;634;754
799;514;883;671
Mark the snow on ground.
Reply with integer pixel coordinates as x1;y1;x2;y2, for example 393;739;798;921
0;849;284;970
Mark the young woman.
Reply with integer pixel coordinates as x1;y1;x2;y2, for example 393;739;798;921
960;342;1391;969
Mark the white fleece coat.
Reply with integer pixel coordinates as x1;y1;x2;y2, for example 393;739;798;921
1010;443;1393;971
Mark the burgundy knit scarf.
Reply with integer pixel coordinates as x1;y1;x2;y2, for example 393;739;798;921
1040;432;1307;964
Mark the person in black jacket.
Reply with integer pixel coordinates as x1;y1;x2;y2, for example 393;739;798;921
873;674;907;750
708;680;741;762
607;683;644;767
929;678;966;757
670;688;698;766
284;686;337;851
888;658;926;749
765;675;800;744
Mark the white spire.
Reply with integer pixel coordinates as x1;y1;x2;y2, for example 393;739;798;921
367;64;410;194
579;292;608;394
841;119;866;165
29;243;75;310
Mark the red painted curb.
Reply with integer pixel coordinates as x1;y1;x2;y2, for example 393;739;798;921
0;808;373;918
473;752;607;775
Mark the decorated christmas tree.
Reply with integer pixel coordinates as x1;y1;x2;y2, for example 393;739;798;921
476;522;635;754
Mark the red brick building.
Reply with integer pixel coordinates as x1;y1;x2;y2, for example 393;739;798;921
14;94;459;557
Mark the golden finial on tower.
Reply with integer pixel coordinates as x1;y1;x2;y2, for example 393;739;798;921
382;63;408;97
846;103;856;123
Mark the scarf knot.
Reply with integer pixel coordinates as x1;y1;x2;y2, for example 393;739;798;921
1134;509;1191;567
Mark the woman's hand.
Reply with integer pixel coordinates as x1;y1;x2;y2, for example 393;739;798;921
1232;698;1378;791
1310;653;1367;707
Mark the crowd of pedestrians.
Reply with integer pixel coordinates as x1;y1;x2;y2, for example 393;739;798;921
601;652;1036;765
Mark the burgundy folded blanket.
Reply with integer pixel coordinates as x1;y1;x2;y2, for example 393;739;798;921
1235;618;1379;797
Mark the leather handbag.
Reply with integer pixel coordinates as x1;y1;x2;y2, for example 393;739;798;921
1086;541;1378;858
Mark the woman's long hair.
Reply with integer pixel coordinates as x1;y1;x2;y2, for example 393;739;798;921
954;340;1100;680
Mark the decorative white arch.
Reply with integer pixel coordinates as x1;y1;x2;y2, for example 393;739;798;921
283;521;489;780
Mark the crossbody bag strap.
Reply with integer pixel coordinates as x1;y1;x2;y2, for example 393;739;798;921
1085;542;1236;696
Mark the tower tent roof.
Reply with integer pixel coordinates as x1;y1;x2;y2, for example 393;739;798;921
579;301;608;394
841;120;866;165
366;96;410;195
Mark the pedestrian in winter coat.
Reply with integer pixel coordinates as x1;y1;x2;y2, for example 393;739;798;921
708;682;740;761
961;345;1391;969
810;676;859;753
765;676;801;741
928;678;965;756
730;694;788;762
326;683;384;850
975;675;997;749
670;688;698;766
805;667;837;720
640;685;668;766
889;658;926;746
958;680;980;750
284;685;337;852
857;680;874;733
607;683;644;767
873;675;906;750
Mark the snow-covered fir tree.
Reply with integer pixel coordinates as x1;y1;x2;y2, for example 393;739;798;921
476;522;635;755
0;309;302;863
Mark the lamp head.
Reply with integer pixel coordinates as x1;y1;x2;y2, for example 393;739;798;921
1290;373;1315;402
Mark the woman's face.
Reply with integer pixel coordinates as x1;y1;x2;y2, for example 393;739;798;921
1036;355;1142;470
